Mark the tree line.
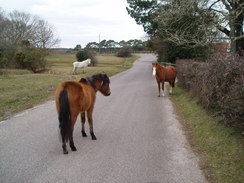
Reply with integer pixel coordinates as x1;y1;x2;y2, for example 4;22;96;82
0;7;60;72
74;39;151;53
126;0;244;61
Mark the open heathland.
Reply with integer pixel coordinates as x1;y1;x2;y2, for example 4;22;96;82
0;54;139;121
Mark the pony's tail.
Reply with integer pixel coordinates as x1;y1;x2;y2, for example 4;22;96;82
58;89;71;142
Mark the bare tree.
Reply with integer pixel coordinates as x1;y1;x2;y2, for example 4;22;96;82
0;8;8;47
7;11;37;48
31;19;60;48
156;0;244;53
209;0;244;54
1;9;60;49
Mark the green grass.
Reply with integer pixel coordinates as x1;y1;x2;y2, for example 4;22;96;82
172;86;244;183
45;54;137;74
0;54;139;121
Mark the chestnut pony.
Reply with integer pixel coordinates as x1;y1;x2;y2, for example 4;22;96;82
55;73;111;154
152;62;177;97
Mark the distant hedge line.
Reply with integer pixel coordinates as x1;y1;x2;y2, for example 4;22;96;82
176;54;244;131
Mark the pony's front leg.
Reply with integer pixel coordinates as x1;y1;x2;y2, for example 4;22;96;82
81;112;87;137
157;82;161;97
87;109;96;140
73;67;76;74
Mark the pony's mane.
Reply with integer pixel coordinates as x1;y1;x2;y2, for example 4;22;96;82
79;73;110;90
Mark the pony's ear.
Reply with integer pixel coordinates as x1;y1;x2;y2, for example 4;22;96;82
79;78;87;83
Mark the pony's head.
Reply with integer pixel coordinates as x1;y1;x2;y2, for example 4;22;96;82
82;73;111;96
88;59;91;65
98;73;111;96
152;62;158;76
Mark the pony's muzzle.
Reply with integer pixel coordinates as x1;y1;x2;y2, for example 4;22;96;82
106;91;111;96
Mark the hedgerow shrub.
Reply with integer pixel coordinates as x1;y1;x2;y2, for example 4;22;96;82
11;48;48;73
23;48;47;73
159;42;210;63
116;46;132;57
176;54;244;130
14;50;25;69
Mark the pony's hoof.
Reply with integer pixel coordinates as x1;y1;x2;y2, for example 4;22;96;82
82;131;87;137
63;149;68;154
91;132;97;140
71;146;77;151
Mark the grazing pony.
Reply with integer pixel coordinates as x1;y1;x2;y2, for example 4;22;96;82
73;58;91;74
55;73;111;154
152;62;177;97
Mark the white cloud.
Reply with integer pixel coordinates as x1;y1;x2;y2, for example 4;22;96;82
1;0;146;48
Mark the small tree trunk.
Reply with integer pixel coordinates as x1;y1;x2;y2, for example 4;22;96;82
230;2;244;56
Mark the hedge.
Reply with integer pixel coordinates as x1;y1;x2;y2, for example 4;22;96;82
176;54;244;130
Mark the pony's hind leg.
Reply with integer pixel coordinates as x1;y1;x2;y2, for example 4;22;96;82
62;136;68;154
161;82;165;97
87;109;96;140
169;81;174;95
73;67;76;74
169;86;172;95
81;112;87;137
69;126;77;151
69;115;77;151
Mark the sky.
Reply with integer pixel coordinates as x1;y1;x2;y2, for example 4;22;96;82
1;0;146;48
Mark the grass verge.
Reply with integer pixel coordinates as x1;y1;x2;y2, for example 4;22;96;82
171;86;244;183
0;54;139;121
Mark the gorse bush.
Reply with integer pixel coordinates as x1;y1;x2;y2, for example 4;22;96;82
13;48;48;73
176;54;244;130
116;46;132;57
76;50;89;61
76;50;97;66
23;49;47;73
14;51;25;69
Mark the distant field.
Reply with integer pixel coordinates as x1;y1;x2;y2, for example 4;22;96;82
0;54;139;121
46;54;137;75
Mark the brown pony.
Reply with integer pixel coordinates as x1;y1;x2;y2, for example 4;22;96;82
152;62;177;97
55;73;111;154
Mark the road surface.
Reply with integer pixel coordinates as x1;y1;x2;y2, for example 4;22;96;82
0;54;207;183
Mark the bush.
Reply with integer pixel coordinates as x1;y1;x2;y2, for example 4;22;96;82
176;54;244;130
116;46;132;57
23;48;48;73
76;50;97;66
14;51;25;69
0;48;12;68
76;50;89;61
158;42;210;63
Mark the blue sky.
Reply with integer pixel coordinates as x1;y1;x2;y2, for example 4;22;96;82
1;0;146;48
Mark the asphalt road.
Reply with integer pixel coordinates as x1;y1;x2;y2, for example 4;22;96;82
0;54;207;183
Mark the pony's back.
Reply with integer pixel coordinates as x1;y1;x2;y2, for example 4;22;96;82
165;66;176;79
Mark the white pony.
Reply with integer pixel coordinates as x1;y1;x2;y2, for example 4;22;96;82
73;58;91;74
